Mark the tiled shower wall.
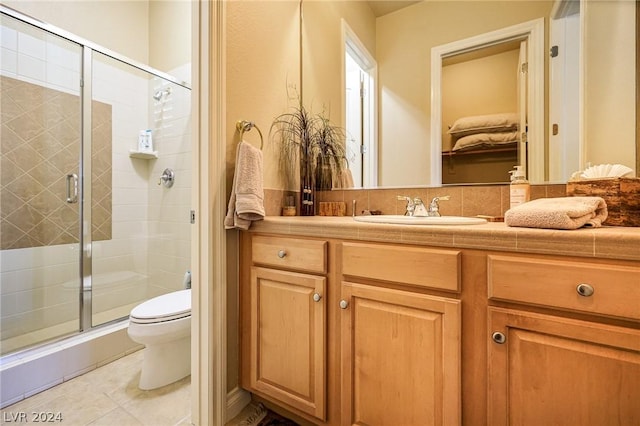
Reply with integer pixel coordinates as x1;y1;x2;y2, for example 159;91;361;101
146;63;192;299
88;53;153;322
1;75;112;250
0;17;191;351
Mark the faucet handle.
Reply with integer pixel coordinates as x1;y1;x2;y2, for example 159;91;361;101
428;195;450;217
397;195;415;216
432;195;450;202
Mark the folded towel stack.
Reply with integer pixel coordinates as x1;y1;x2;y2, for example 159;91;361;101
504;196;608;230
225;140;265;230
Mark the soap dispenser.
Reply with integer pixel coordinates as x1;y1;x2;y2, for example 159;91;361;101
509;166;530;209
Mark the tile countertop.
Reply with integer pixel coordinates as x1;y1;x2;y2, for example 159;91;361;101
246;216;640;262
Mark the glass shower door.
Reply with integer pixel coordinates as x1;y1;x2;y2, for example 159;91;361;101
0;13;83;355
89;51;192;327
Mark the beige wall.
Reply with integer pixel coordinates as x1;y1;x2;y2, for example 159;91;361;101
584;0;636;171
149;0;191;73
3;0;150;65
4;0;191;76
226;1;301;192
225;0;301;392
302;1;376;128
377;1;553;187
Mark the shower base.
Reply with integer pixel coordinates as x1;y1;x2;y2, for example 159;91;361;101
0;319;141;408
1;302;138;356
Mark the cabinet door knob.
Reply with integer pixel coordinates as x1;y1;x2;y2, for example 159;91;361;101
277;250;286;258
339;300;349;309
492;331;506;344
576;283;594;297
313;293;322;302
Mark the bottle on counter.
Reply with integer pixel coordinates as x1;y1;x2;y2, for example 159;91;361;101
509;165;530;209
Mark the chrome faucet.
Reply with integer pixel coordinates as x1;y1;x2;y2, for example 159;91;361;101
398;195;450;216
398;196;430;217
413;198;429;216
427;196;450;217
397;196;415;216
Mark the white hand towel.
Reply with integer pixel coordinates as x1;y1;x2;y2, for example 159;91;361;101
225;140;265;230
505;196;608;230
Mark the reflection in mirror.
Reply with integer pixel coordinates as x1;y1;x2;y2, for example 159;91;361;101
440;43;523;185
344;22;376;187
301;0;637;188
432;18;545;185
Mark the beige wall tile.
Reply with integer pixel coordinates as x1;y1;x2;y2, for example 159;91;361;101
0;77;112;250
461;186;501;217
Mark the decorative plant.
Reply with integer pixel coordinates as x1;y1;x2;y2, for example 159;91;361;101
270;101;348;215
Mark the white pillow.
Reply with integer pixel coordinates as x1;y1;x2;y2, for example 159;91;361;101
448;113;519;137
452;131;519;151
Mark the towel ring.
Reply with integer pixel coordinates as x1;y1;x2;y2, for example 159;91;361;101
236;120;264;149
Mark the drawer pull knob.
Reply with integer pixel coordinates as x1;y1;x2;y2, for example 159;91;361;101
492;332;506;344
576;283;594;297
277;250;286;258
313;293;322;302
339;300;349;309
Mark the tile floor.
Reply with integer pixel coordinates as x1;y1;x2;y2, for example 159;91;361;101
0;350;191;426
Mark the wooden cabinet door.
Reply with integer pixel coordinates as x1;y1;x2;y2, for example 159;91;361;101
249;266;326;420
340;282;461;426
488;307;640;426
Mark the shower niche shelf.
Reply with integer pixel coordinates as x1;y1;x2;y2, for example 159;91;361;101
129;150;158;159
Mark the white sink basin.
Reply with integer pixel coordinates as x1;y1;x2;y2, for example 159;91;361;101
353;215;487;225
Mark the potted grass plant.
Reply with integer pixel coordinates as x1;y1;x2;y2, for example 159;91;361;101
270;102;347;215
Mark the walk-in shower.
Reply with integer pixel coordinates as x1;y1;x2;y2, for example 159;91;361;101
0;6;192;406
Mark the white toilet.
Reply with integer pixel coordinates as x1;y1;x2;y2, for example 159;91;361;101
128;289;191;390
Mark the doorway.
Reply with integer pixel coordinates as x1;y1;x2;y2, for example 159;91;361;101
549;0;581;182
431;18;545;185
343;20;376;188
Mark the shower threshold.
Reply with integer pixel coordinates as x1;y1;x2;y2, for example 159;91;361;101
1;303;138;356
0;310;141;408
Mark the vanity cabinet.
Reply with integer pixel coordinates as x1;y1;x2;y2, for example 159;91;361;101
241;234;328;420
339;283;461;425
487;253;640;425
339;242;462;426
241;234;463;425
240;227;639;425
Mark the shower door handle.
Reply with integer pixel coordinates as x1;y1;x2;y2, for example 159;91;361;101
66;173;78;203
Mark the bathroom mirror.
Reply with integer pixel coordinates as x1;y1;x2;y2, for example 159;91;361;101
300;0;638;188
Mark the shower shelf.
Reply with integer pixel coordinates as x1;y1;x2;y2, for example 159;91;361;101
129;149;158;159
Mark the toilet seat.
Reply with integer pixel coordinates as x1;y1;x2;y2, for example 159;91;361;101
130;289;191;324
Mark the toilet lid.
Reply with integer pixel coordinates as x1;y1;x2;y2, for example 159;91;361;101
130;289;191;323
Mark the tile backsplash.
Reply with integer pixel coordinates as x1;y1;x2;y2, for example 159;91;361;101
264;184;567;217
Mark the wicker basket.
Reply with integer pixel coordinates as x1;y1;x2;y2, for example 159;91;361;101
566;177;640;227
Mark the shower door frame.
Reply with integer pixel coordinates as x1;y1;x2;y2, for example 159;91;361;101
1;5;191;338
80;47;93;331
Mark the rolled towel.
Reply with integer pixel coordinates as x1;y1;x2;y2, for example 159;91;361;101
504;196;608;230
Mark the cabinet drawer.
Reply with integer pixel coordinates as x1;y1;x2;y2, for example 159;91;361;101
341;242;461;292
252;235;327;274
488;255;640;320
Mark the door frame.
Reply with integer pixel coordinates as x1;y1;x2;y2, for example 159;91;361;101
192;1;227;424
430;18;545;184
342;19;378;188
